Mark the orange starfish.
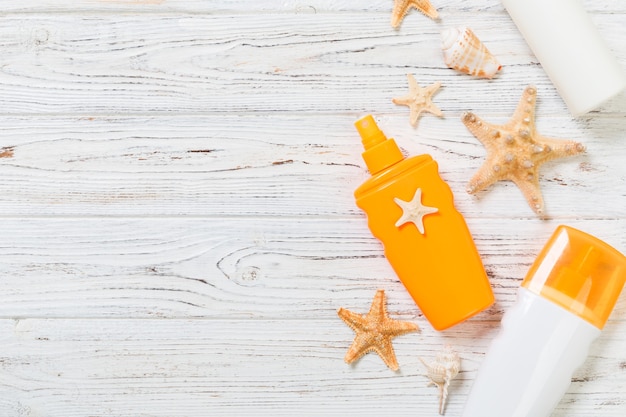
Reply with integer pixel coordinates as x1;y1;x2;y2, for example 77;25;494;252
393;74;443;127
391;0;439;28
462;85;585;215
337;289;419;371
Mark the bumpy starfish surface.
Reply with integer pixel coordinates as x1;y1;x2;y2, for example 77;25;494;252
393;74;443;127
391;0;439;28
338;289;419;371
394;188;438;234
462;85;585;215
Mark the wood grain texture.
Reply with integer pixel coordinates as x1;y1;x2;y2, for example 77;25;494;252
0;1;624;416
0;114;624;218
0;317;624;417
0;1;624;13
0;13;624;115
0;217;623;320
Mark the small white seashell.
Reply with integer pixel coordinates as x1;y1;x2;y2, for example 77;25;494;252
441;27;501;78
420;345;461;415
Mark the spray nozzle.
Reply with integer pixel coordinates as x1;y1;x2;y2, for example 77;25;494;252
354;115;404;175
355;115;388;150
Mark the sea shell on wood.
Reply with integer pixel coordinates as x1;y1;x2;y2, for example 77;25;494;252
420;345;461;415
441;27;501;78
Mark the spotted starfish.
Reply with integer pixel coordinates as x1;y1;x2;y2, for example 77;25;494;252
391;0;439;28
462;85;585;215
338;289;419;371
394;187;438;234
393;74;443;127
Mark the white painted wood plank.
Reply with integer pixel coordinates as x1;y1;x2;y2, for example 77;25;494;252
0;13;623;115
0;1;622;416
0;318;624;416
1;0;623;13
0;114;623;218
0;217;624;319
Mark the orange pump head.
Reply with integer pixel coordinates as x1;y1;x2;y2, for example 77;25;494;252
523;225;626;329
354;115;404;175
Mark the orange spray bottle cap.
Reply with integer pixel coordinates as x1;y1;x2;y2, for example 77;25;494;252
355;115;404;174
523;225;626;329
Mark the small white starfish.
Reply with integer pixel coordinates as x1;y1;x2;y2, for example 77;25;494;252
394;188;438;234
392;74;443;127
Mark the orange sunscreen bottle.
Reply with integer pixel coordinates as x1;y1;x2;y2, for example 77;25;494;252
353;115;494;330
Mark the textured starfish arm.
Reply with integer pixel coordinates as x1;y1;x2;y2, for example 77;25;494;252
391;0;439;28
391;96;412;106
368;288;388;319
372;339;400;371
383;319;420;336
467;160;500;194
509;85;538;131
427;103;444;117
417;0;439;19
343;334;376;365
536;135;586;164
344;335;402;372
425;81;441;94
391;0;410;28
511;173;545;215
461;112;499;149
409;105;423;126
407;72;420;90
337;308;367;331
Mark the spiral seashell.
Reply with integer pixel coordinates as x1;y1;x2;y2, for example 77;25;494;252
420;345;461;415
441;27;501;78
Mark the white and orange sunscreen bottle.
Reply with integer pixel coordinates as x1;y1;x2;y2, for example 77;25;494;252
462;225;626;417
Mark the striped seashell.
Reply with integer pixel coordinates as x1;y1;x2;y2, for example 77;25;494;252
420;345;461;415
441;27;501;78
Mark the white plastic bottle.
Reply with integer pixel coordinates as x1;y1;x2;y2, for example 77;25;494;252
501;0;626;116
462;225;626;417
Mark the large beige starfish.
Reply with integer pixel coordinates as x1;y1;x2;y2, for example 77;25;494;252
393;74;443;127
338;289;419;371
391;0;439;28
462;85;585;215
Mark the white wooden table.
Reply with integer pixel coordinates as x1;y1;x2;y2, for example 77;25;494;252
0;1;624;416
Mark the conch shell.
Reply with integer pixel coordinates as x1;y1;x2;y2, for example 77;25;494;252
420;345;461;415
441;27;501;78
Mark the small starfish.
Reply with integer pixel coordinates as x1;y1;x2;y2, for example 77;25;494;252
391;0;439;28
337;289;419;371
462;85;585;215
393;74;443;127
394;188;439;234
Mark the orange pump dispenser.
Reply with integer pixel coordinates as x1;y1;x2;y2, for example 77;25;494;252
354;115;494;330
522;225;626;330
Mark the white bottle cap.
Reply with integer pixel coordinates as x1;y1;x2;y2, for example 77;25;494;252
502;0;626;116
